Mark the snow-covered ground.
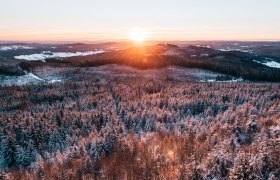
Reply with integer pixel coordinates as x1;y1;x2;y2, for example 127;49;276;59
200;78;244;83
49;79;62;83
28;72;44;81
0;45;34;51
80;65;234;83
14;50;105;61
254;60;280;69
0;73;43;86
218;48;253;53
0;72;63;87
261;61;280;68
0;65;242;87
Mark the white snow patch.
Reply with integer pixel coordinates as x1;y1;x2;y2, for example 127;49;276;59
49;79;62;83
0;73;64;86
0;73;44;86
28;73;44;81
0;45;34;51
200;53;209;57
200;78;243;83
261;61;280;68
218;48;253;53
222;78;244;82
254;60;280;69
14;50;105;61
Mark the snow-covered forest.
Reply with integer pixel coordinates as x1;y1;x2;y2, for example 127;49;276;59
0;70;279;179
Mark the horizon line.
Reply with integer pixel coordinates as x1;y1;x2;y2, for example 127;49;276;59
1;39;280;45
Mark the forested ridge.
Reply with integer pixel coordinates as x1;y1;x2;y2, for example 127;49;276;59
19;45;280;82
0;75;279;179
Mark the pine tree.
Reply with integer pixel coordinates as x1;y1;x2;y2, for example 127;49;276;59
0;135;17;169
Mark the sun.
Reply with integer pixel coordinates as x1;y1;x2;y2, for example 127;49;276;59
128;27;148;44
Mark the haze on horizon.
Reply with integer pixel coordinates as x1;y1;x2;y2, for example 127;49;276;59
1;0;280;42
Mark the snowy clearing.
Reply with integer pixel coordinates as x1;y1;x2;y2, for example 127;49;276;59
199;78;243;83
0;73;43;86
14;50;105;61
0;45;34;51
49;79;62;83
262;61;280;68
218;48;253;53
254;60;280;69
27;73;45;81
0;72;64;87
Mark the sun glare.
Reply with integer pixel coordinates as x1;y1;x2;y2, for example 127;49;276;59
129;27;148;44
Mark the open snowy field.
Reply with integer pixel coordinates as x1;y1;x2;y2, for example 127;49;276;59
0;64;240;87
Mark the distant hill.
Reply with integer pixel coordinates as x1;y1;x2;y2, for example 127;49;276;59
1;42;279;82
26;44;279;82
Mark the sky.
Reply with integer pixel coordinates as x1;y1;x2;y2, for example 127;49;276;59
0;0;280;42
